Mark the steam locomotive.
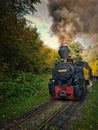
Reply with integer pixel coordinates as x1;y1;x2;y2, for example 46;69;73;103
48;46;92;100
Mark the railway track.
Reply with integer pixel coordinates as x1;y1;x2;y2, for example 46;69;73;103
38;101;72;130
9;100;72;130
1;96;85;130
45;97;85;130
1;99;56;130
5;100;71;130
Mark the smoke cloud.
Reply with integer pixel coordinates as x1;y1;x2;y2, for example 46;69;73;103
47;0;98;48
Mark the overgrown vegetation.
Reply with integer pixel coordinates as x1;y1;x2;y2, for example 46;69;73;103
0;72;44;101
0;0;59;102
0;73;51;124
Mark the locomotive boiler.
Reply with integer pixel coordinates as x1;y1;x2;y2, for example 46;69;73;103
48;46;92;100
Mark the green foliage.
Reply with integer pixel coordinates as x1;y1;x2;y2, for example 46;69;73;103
68;41;83;61
0;73;51;124
0;72;45;101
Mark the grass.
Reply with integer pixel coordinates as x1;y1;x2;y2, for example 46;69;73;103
71;80;98;130
0;73;51;125
0;74;98;130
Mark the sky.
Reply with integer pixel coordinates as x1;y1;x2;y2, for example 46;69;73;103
24;0;97;50
24;0;59;50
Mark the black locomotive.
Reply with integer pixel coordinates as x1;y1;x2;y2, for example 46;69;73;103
48;46;92;100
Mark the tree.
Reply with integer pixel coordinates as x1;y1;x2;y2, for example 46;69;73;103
82;46;98;62
68;42;83;61
4;0;41;16
39;45;59;72
90;60;98;76
0;0;42;76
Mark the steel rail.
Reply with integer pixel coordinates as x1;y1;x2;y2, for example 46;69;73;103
2;99;56;130
38;101;72;130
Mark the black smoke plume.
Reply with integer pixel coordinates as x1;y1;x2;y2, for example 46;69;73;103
48;0;98;49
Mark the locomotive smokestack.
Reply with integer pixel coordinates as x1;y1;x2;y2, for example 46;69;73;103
58;46;70;60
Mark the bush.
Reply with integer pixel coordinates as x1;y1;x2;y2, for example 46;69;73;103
0;72;42;101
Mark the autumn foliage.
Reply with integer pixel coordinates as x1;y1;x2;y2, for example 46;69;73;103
0;0;58;79
90;60;98;76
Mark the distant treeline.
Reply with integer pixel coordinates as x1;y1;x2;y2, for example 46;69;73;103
0;0;59;79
